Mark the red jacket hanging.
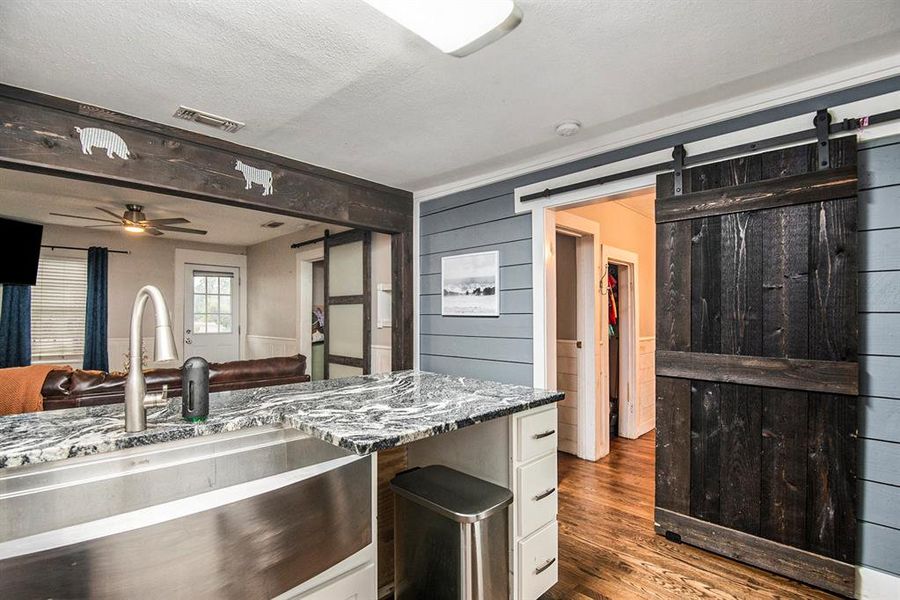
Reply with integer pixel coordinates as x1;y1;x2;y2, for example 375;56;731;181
608;272;618;326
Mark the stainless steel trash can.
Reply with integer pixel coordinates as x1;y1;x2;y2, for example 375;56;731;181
391;465;513;600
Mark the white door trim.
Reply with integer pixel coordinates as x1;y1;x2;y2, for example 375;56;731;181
529;173;656;393
296;245;324;365
556;212;601;460
551;213;642;459
174;249;248;362
602;245;640;442
532;178;654;460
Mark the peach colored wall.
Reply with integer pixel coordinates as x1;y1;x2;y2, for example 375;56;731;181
564;193;656;339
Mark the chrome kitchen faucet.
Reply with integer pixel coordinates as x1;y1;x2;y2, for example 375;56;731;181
125;285;178;432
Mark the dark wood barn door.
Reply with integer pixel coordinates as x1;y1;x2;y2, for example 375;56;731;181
324;229;371;378
654;137;859;596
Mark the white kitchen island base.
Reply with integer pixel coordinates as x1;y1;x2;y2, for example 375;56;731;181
406;404;559;600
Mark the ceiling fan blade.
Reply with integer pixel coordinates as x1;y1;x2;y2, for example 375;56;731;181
143;227;165;236
84;224;123;228
95;207;125;221
49;212;119;223
155;225;208;235
141;217;190;226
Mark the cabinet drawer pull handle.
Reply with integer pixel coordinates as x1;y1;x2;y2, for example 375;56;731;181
532;429;555;440
534;557;556;575
533;487;556;501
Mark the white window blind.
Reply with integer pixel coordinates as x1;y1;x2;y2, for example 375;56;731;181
31;254;88;362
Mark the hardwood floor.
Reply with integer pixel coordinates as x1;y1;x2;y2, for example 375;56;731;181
540;431;839;599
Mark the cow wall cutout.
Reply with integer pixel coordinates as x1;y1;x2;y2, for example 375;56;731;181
74;127;130;159
235;159;274;196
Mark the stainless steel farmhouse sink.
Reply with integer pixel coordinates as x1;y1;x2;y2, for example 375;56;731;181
0;426;372;599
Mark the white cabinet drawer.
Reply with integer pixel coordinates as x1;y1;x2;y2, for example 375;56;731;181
297;563;375;600
517;521;558;600
517;452;557;536
516;406;558;463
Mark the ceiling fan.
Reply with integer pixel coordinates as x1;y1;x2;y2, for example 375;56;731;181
50;204;207;236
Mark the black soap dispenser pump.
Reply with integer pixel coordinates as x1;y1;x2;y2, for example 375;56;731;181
182;357;209;423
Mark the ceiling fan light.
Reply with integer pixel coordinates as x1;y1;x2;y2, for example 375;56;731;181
123;225;144;233
364;0;522;57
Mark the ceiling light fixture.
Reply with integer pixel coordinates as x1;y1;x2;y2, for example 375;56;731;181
363;0;522;57
123;225;144;233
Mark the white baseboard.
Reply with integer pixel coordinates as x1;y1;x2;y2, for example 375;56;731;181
857;566;900;599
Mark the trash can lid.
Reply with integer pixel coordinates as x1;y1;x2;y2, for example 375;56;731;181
390;465;513;524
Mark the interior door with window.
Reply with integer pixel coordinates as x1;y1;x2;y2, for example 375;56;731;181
324;230;371;378
184;266;240;363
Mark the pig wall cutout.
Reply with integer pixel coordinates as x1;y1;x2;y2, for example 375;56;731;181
74;127;130;160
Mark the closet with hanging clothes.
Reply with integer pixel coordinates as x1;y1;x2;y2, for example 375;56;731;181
608;264;619;438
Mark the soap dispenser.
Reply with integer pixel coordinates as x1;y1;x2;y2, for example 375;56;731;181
181;357;209;423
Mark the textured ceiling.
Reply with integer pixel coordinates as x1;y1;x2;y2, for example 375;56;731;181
0;169;314;246
1;0;899;192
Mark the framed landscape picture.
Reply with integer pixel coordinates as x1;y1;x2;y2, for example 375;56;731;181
441;251;500;317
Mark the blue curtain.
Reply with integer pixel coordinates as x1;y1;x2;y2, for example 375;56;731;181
0;284;32;368
83;246;109;372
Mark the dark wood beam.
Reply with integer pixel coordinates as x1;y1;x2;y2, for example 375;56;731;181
656;350;858;395
655;165;857;223
0;89;412;233
391;230;414;371
0;84;408;199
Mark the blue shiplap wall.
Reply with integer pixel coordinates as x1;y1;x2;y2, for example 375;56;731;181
857;134;900;577
418;133;900;575
419;188;534;385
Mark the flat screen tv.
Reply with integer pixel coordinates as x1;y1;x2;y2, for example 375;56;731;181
0;217;43;285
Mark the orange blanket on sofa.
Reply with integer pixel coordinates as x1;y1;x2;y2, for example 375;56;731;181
0;364;66;416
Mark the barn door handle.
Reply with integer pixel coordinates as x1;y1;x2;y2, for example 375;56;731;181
532;429;555;440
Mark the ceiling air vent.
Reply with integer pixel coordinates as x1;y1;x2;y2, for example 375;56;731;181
173;106;245;133
261;221;285;229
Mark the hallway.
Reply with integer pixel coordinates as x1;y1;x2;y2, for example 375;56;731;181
541;432;839;599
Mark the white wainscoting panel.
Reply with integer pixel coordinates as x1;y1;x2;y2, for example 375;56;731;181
371;345;392;374
637;336;656;437
246;335;299;360
556;340;578;455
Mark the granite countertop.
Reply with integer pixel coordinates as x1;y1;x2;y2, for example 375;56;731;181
0;370;564;469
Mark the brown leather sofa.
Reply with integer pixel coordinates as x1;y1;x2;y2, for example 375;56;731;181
41;354;309;410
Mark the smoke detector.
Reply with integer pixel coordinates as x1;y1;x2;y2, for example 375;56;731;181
173;106;245;133
555;120;582;137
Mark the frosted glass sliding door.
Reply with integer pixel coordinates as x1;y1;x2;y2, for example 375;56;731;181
324;230;371;378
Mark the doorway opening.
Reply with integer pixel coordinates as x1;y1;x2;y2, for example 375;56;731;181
297;246;326;381
549;187;656;461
